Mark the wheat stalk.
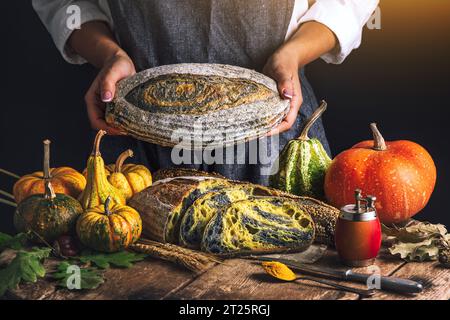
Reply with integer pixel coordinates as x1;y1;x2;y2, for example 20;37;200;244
129;239;222;273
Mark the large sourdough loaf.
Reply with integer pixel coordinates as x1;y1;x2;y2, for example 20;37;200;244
105;64;290;149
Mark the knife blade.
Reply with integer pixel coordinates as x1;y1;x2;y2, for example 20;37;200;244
249;256;423;294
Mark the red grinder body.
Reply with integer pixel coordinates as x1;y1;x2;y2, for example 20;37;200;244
335;190;382;267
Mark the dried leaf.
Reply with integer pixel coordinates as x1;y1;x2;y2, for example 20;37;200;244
389;238;439;261
383;221;447;243
384;220;449;263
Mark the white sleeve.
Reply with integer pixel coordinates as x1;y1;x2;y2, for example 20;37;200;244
299;0;379;64
32;0;113;64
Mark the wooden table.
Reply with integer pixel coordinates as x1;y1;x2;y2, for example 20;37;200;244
7;248;450;300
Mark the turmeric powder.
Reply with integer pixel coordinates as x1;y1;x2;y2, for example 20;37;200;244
262;261;297;281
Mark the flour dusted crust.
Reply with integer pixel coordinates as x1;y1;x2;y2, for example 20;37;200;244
153;168;225;182
105;64;290;149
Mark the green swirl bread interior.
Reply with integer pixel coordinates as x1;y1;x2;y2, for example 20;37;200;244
201;197;315;255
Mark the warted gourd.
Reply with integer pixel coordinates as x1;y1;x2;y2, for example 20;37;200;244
13;140;86;203
76;196;142;252
270;101;331;198
79;130;126;209
14;180;83;243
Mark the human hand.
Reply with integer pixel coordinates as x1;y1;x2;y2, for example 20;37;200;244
85;52;136;134
263;44;303;136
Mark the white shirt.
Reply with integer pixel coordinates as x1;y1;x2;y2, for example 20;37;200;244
32;0;379;65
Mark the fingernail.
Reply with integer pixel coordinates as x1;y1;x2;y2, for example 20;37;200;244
102;91;113;102
282;89;293;99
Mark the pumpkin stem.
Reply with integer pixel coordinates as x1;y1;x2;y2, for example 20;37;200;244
43;140;52;179
92;130;107;156
0;168;21;179
0;197;17;207
115;149;134;173
104;196;112;215
370;123;387;151
44;180;56;200
298;100;327;140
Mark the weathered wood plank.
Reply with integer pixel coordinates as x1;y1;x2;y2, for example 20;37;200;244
7;257;202;300
167;249;405;300
364;260;450;300
8;248;448;300
167;258;355;300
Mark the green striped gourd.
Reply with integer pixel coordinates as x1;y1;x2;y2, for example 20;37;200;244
270;101;331;198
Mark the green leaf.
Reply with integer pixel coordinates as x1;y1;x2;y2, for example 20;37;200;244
0;247;51;297
0;232;29;251
51;261;104;290
79;250;147;269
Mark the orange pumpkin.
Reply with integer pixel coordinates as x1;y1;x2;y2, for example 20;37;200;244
324;123;436;224
13;140;86;203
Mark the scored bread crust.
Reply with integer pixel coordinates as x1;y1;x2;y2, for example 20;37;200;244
105;64;290;149
153;168;225;182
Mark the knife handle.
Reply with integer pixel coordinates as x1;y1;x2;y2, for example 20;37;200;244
345;271;423;294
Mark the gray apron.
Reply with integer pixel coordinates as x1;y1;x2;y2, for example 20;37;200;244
100;0;330;185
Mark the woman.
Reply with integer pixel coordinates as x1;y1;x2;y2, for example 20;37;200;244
33;0;378;185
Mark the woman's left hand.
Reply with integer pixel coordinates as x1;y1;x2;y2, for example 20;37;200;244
263;44;303;135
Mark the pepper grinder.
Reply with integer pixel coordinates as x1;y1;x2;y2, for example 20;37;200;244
335;189;382;267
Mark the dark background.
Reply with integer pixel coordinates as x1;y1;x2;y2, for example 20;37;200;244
1;0;449;233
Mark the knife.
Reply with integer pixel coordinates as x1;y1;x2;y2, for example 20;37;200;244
249;256;423;294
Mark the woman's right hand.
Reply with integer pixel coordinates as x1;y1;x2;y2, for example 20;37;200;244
85;52;136;135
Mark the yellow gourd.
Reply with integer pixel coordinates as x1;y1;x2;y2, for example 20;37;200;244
105;150;152;200
78;130;126;209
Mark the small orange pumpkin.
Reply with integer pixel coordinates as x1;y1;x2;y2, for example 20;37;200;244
76;196;142;252
13;140;86;203
324;123;436;224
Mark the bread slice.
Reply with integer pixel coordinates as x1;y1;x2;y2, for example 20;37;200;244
179;183;288;249
201;197;315;255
